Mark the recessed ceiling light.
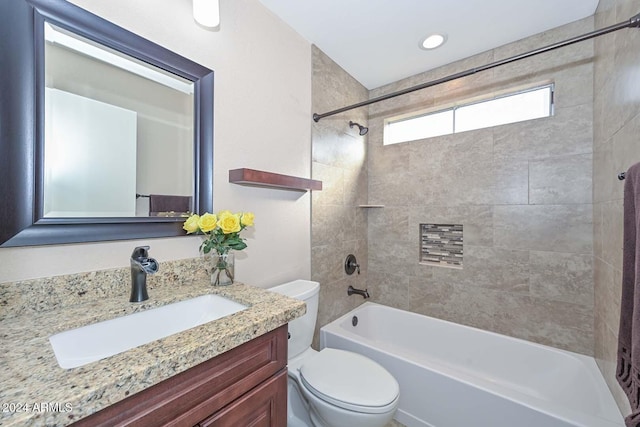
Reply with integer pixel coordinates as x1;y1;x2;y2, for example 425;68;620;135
420;33;446;50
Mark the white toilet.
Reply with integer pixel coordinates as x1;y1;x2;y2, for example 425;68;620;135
270;280;399;427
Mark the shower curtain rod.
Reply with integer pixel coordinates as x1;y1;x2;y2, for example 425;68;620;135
312;13;640;122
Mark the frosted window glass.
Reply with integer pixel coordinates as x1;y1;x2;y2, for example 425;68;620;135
385;109;453;145
383;85;553;145
455;87;551;133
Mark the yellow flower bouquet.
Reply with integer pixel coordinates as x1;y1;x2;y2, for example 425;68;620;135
183;210;255;285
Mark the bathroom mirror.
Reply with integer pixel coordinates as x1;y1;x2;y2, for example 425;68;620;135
0;0;213;246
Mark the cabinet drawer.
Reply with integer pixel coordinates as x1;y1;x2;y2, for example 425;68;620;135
199;369;287;427
72;325;287;427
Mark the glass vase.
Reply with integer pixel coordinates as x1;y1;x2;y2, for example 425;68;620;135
209;251;235;286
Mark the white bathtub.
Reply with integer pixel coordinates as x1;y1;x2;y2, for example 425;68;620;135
320;302;624;427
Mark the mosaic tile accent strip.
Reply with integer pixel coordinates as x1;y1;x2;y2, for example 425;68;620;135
420;223;463;268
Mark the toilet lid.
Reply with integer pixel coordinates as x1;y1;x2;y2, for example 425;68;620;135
300;348;399;413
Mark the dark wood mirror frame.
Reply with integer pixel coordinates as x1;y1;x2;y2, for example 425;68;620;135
0;0;213;247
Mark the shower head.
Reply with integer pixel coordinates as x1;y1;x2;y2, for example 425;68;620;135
349;121;368;136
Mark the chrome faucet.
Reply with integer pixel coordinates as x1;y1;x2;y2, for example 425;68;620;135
130;246;159;303
348;285;370;299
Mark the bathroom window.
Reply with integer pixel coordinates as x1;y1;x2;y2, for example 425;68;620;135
384;84;554;145
420;223;463;269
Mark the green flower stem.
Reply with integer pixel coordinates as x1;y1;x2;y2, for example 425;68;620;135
212;266;234;285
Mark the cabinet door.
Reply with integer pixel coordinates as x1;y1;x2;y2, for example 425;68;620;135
199;369;287;427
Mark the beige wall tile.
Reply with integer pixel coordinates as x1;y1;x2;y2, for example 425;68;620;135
601;199;624;269
367;269;410;311
494;103;593;162
369;170;430;207
494;205;593;253
367;139;413;178
493;158;530;205
593;148;617;204
311;244;345;285
489;292;593;354
312;204;356;246
592;0;640;415
549;63;594;109
593;202;604;259
311;47;370;349
311;163;344;207
314;276;364;348
529;251;594;306
494;17;594;63
594;256;620;334
612;112;640;199
529;153;593;205
313;130;367;170
431;245;530;294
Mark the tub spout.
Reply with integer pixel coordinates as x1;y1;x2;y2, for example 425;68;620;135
348;285;370;299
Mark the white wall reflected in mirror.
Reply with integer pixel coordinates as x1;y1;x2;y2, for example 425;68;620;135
44;88;137;217
44;23;195;217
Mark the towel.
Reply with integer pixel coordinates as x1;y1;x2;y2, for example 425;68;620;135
148;194;191;216
618;162;640;427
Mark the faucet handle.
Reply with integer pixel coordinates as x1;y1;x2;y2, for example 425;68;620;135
345;254;360;275
140;257;159;274
131;245;151;259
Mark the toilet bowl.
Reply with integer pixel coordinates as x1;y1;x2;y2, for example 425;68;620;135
270;280;399;427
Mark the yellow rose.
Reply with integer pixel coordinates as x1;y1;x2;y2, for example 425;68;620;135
183;214;200;234
241;212;255;227
217;212;241;234
198;213;218;232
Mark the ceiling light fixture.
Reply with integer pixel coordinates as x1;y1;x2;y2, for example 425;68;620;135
193;0;220;29
420;33;446;50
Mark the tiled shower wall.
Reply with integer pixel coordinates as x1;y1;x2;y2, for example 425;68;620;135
593;0;640;414
310;1;639;416
311;46;369;347
366;17;595;355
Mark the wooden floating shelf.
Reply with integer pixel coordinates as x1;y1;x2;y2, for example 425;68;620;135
229;168;322;192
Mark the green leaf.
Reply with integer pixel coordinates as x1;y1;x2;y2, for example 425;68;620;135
229;241;247;250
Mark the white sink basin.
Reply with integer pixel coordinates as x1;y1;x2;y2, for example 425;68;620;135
49;294;247;369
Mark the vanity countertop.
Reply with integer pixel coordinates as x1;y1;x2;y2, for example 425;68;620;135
0;275;305;426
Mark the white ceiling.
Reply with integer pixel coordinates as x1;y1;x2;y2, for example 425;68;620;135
258;0;599;89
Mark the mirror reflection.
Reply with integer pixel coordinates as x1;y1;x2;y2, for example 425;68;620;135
44;23;194;218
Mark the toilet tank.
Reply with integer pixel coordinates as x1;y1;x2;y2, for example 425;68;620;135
269;280;319;359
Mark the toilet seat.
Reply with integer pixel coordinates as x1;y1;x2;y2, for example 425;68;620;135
299;348;399;414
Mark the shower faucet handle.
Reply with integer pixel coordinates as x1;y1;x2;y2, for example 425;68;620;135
345;254;360;275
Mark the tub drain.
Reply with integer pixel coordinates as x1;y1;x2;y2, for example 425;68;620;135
352;315;358;327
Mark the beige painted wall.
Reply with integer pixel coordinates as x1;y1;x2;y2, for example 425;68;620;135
0;0;312;288
593;0;640;415
365;17;595;355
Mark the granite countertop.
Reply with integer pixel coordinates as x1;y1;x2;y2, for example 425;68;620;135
0;259;306;426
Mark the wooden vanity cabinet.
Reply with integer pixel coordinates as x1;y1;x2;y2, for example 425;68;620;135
71;325;287;427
